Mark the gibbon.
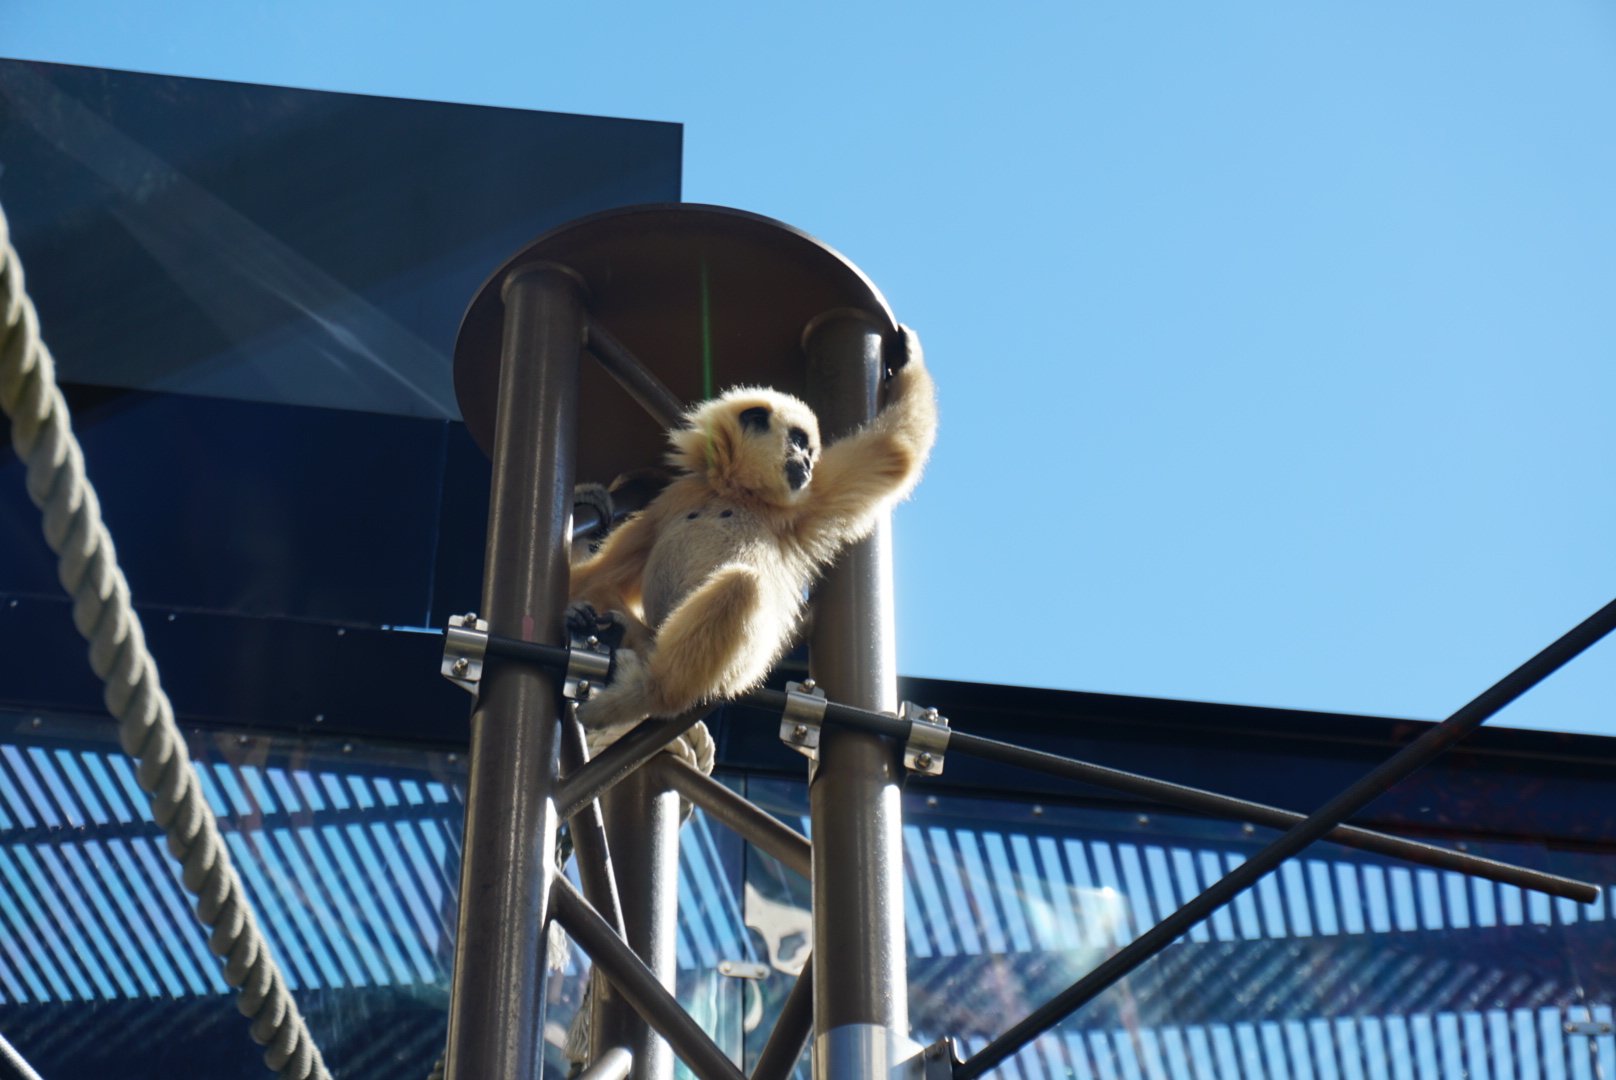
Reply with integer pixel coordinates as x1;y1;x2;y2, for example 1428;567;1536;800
567;325;938;739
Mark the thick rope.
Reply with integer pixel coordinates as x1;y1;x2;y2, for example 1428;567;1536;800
0;205;330;1080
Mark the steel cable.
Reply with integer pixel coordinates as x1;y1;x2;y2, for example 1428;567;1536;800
0;204;329;1080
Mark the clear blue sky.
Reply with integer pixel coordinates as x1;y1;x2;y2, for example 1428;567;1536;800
4;1;1613;734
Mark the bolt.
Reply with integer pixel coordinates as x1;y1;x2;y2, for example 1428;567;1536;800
1456;841;1468;851
719;961;732;974
925;708;939;722
577;681;591;696
793;724;808;739
167;613;176;621
1137;814;1150;825
800;679;816;692
926;796;938;807
1242;823;1256;835
30;717;41;728
237;735;249;746
342;743;353;754
447;753;459;764
464;612;478;625
1032;805;1044;816
915;752;933;769
586;635;599;647
452;658;470;676
314;714;325;723
336;627;346;636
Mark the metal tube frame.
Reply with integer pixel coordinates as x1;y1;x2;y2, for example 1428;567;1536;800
444;263;585;1080
443;241;1614;1080
803;309;912;1080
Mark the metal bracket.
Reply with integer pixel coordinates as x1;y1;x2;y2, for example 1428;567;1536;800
1565;1020;1614;1035
564;626;614;701
900;701;950;777
441;613;489;695
780;679;828;762
716;959;769;980
919;1037;963;1080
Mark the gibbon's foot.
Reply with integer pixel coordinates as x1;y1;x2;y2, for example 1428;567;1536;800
574;649;651;743
564;601;629;652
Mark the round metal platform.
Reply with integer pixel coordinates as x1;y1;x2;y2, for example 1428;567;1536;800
453;203;897;483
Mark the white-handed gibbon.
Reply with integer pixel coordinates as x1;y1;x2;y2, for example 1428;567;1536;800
567;325;938;739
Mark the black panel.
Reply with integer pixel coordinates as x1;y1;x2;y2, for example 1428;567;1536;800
0;57;681;418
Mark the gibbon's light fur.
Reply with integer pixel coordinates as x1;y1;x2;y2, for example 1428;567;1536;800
568;325;938;738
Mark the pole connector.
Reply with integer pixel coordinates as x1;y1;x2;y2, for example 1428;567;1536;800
780;679;828;764
564;627;614;701
900;702;950;777
919;1037;964;1080
442;613;489;695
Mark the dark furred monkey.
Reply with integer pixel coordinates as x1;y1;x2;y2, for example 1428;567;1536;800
567;325;938;739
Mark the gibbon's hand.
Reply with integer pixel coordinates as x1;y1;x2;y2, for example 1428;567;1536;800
884;323;922;379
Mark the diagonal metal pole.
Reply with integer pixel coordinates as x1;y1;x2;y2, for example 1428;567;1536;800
553;878;747;1080
955;596;1616;1080
752;958;815;1080
556;705;719;820
651;755;813;880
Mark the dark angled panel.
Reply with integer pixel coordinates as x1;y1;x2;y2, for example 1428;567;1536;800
0;57;681;419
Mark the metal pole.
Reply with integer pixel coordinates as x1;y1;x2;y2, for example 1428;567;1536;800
591;763;682;1080
555;875;744;1080
585;316;688;430
752;959;815;1080
802;309;911;1080
445;263;584;1080
652;756;813;880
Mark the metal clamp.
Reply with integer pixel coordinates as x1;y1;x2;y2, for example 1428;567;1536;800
716;959;769;980
441;613;489;695
780;679;828;762
1565;1020;1614;1035
900;701;950;777
564;626;614;701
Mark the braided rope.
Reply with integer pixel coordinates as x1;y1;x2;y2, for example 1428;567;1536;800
0;205;329;1080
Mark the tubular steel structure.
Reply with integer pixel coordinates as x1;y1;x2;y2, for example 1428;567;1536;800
439;202;1614;1080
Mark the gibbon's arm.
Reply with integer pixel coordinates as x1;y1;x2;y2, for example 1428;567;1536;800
568;507;659;643
796;330;938;553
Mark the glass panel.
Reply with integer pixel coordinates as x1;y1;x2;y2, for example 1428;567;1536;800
735;779;1608;1080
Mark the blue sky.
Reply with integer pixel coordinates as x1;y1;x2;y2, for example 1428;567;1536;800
4;1;1614;734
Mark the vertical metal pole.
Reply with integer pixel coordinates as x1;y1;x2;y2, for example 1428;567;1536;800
445;263;585;1080
592;767;682;1080
803;310;911;1080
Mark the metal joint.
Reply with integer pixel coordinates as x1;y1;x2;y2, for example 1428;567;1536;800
565;627;614;701
780;679;828;762
716;959;770;980
900;701;950;776
918;1037;963;1080
441;613;489;695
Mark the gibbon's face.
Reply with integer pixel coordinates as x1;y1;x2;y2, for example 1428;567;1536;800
670;388;822;505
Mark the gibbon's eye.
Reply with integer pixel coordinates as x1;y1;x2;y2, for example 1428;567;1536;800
788;427;810;451
738;406;771;433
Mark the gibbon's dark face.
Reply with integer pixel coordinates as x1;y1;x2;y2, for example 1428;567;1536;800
738;403;817;492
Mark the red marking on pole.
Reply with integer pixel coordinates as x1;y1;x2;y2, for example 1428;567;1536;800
522;615;535;642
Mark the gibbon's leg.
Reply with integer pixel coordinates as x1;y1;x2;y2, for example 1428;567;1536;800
641;565;769;716
573;566;769;737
